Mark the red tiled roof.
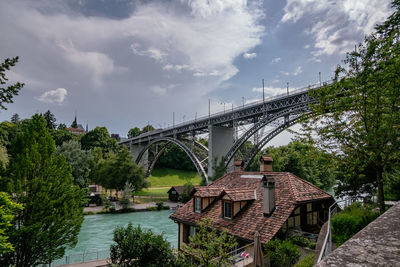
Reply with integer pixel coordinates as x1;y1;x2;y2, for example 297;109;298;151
170;171;333;244
223;189;256;201
192;186;223;198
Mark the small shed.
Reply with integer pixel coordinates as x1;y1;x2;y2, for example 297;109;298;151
167;186;185;202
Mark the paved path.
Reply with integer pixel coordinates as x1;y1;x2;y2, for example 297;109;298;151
84;201;181;213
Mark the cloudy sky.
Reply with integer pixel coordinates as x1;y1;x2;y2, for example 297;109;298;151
0;0;393;138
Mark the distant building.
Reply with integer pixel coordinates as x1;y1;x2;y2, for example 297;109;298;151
167;186;185;202
67;124;86;135
67;115;87;135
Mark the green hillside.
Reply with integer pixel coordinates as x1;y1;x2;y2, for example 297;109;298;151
136;168;201;197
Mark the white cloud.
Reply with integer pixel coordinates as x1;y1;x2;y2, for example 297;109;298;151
150;85;167;95
280;71;290;76
271;57;281;63
252;86;287;96
58;40;114;86
293;66;302;76
37;88;67;104
282;0;392;57
131;43;168;62
243;52;257;59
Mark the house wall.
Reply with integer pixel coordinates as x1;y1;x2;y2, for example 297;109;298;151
179;222;184;250
280;199;333;234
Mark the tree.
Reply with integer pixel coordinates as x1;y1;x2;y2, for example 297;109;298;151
142;124;155;133
110;223;177;267
0;115;85;266
43;110;57;130
210;156;227;181
80;126;118;152
249;140;336;190
0;192;22;254
0;57;24;110
303;3;400;212
51;128;74;147
10;113;20;124
119;182;134;210
95;147;148;198
155;144;196;171
180;182;195;203
182;218;238;267
55;140;93;188
58;123;67;130
127;127;141;138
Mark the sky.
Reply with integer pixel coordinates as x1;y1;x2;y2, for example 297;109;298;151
0;0;393;142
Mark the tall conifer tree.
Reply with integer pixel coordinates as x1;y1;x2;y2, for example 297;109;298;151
1;115;85;266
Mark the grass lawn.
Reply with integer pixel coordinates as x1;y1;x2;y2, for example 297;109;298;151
136;187;169;197
146;168;202;187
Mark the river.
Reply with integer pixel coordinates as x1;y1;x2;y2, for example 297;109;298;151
53;210;177;265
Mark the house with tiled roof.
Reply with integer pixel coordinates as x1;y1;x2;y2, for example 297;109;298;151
170;156;334;250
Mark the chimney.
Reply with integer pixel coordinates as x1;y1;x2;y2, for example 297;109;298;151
234;160;244;172
260;155;273;172
262;176;275;217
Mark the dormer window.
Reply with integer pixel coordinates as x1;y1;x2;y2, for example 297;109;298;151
223;201;232;219
194;197;201;213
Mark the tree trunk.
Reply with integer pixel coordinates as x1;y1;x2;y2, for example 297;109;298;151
377;169;385;213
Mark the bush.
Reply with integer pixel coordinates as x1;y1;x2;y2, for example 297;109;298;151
294;254;314;267
331;203;379;246
110;223;177;267
156;201;165;210
265;239;301;267
288;236;316;250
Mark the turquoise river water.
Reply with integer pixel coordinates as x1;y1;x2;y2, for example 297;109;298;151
53;210;177;265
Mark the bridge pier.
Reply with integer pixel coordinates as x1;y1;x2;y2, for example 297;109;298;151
208;125;234;178
129;143;149;172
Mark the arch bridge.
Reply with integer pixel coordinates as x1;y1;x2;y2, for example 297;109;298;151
119;81;330;183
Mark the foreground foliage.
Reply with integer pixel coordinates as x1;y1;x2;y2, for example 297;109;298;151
294;254;314;267
182;218;238;267
0;57;24;110
249;140;336;190
109;223;177;267
0;192;22;253
331;203;380;246
0;115;85;266
265;239;301;267
303;1;400;212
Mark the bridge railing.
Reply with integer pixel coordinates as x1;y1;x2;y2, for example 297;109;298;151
122;80;332;143
316;196;360;264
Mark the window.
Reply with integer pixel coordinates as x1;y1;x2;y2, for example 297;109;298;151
224;201;232;219
194;197;201;213
190;226;196;237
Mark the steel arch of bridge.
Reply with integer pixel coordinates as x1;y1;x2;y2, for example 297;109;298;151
242;115;301;170
223;103;310;168
135;137;208;183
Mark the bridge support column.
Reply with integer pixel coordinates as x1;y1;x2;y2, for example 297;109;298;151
129;143;149;172
208;125;234;178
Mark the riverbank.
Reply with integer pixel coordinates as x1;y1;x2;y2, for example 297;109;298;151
84;200;181;215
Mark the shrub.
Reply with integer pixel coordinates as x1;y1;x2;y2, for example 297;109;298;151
156;201;165;210
331;203;379;246
294;254;314;267
110;223;177;267
265;239;301;267
288;236;316;250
